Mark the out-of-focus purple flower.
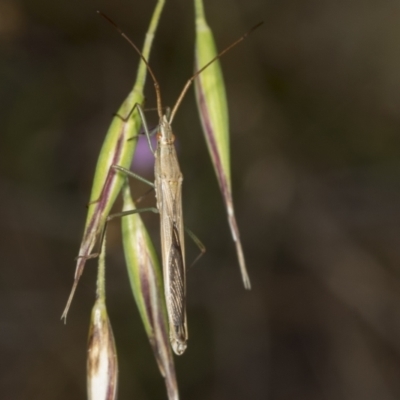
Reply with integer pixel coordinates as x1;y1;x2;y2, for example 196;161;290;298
131;132;157;174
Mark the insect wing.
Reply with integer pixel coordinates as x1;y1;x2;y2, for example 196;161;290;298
155;133;187;355
167;224;187;352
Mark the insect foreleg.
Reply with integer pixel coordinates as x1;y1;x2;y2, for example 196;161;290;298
112;165;155;188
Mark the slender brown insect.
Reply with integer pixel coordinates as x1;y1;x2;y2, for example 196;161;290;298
100;12;262;355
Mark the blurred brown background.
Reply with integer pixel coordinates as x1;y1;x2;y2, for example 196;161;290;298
2;0;400;399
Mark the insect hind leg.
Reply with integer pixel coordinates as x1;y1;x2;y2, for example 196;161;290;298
185;227;206;268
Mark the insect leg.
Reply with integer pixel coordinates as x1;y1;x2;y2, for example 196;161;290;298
112;165;155;188
184;227;206;268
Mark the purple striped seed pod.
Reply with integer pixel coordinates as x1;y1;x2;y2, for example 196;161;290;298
87;298;118;400
194;0;251;289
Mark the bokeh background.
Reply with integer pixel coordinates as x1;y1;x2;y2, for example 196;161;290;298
2;0;400;399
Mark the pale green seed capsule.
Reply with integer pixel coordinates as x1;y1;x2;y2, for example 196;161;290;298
62;0;166;320
194;0;231;186
121;182;179;400
194;0;251;289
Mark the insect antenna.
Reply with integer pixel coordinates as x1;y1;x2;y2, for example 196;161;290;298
97;11;164;119
169;21;263;123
